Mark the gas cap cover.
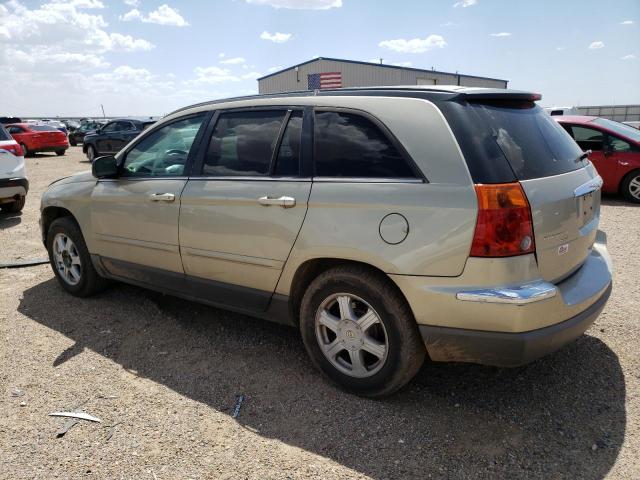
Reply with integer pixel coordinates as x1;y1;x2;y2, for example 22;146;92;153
379;213;409;245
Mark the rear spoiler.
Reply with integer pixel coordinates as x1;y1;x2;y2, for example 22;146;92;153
458;88;542;102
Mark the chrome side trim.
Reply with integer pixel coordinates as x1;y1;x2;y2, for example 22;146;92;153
456;281;558;305
574;175;603;198
312;177;425;184
181;247;284;269
95;233;179;252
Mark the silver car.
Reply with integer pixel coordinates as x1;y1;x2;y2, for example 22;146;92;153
40;86;612;397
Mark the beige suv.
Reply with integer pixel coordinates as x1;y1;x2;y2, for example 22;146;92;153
40;86;613;397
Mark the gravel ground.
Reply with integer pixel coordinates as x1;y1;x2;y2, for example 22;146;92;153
1;147;638;479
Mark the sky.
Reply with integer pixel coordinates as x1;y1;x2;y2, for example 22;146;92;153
0;0;638;117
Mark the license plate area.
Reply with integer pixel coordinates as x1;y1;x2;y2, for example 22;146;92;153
577;192;596;226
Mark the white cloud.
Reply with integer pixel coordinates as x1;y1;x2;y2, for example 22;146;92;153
620;20;634;25
220;56;246;65
588;41;604;49
51;0;105;8
246;0;341;9
556;46;566;51
124;0;139;6
241;71;262;80
489;32;511;37
267;65;283;72
379;35;446;53
621;54;636;60
453;0;476;7
218;52;226;58
441;21;456;27
120;4;189;27
260;31;292;43
192;66;241;84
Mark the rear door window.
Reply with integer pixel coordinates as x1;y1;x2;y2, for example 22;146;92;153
314;111;416;178
202;110;286;176
570;125;605;151
439;101;585;182
273;111;302;176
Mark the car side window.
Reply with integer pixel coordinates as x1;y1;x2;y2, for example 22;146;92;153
202;110;286;176
314;111;416;178
8;126;22;134
274;111;303;176
607;135;632;153
121;114;206;178
570;126;604;152
101;122;117;134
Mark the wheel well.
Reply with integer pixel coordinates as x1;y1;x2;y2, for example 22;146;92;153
620;168;640;192
41;207;77;244
288;258;410;326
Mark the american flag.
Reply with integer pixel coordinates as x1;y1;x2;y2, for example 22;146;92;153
307;72;342;90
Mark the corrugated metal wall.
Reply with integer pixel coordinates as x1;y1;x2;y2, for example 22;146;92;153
576;105;640;122
258;59;507;94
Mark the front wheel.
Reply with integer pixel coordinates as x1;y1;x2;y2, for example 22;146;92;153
299;265;426;398
86;145;96;162
47;217;108;297
621;170;640;203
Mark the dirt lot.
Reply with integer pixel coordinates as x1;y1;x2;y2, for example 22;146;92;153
1;147;639;479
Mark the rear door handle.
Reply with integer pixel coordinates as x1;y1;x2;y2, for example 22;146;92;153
258;196;296;208
149;193;175;202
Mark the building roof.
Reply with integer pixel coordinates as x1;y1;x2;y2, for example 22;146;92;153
257;56;509;83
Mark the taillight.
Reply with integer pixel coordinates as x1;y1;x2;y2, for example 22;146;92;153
0;143;23;156
470;183;535;257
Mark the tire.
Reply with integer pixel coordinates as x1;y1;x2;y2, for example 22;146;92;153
20;143;29;157
46;217;109;297
5;196;25;213
86;145;96;162
299;265;426;398
55;149;66;156
621;170;640;204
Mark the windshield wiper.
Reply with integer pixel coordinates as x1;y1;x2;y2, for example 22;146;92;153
576;150;591;162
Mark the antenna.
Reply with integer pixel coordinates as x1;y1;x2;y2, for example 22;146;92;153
100;104;106;118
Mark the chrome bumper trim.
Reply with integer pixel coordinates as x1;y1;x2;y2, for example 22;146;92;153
456;281;558;305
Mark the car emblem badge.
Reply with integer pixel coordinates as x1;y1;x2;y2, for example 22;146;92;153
558;243;569;256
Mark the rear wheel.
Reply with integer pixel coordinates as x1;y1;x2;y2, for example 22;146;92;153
86;145;96;162
47;217;109;297
621;170;640;203
299;265;426;398
55;149;66;156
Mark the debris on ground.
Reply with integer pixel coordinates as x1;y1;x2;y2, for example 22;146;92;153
49;411;102;423
232;394;245;419
11;388;24;397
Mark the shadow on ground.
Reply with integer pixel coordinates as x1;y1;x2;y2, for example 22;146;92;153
18;279;625;479
0;211;22;229
601;193;639;207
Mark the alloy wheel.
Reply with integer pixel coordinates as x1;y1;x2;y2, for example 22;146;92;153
629;174;640;200
52;233;82;285
315;293;389;378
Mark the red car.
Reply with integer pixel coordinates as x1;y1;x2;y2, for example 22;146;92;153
555;116;640;203
6;123;69;157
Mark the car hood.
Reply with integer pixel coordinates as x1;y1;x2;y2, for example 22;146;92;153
49;170;95;187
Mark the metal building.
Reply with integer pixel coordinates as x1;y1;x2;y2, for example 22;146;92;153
257;57;508;94
576;105;640;123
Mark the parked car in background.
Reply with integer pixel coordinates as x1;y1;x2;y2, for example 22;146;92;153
545;106;579;116
0;123;28;213
83;118;155;161
6;123;69;157
556;116;640;203
0;117;22;125
45;120;69;135
41;87;612;397
68;121;106;146
623;121;640;130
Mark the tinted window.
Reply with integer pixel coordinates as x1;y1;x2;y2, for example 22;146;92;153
593;118;640;142
571;126;604;151
30;125;58;132
122;114;205;177
439;101;584;182
608;136;633;153
116;121;135;131
314;111;415;178
101;122;118;133
274;111;302;176
0;125;11;141
203;111;285;176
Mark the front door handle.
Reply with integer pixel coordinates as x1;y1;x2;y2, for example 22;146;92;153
258;196;296;208
149;193;175;202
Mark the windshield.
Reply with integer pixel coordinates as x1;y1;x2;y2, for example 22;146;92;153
593;118;640;143
30;125;58;132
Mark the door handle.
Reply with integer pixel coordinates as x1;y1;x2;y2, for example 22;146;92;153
258;196;296;208
149;193;175;202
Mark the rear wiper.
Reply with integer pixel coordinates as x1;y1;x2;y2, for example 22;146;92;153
576;150;591;162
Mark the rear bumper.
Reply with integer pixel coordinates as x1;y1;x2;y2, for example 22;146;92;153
419;282;611;367
30;144;69;153
0;177;29;201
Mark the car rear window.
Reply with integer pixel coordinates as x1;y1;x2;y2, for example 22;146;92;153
30;125;58;132
593;118;640;142
0;124;11;141
438;100;586;183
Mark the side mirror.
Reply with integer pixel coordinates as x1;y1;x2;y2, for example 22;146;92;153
92;155;118;178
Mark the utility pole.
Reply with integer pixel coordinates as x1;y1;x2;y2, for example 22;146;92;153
100;104;105;118
379;58;383;64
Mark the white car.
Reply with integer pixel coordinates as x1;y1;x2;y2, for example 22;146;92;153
0;124;28;213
